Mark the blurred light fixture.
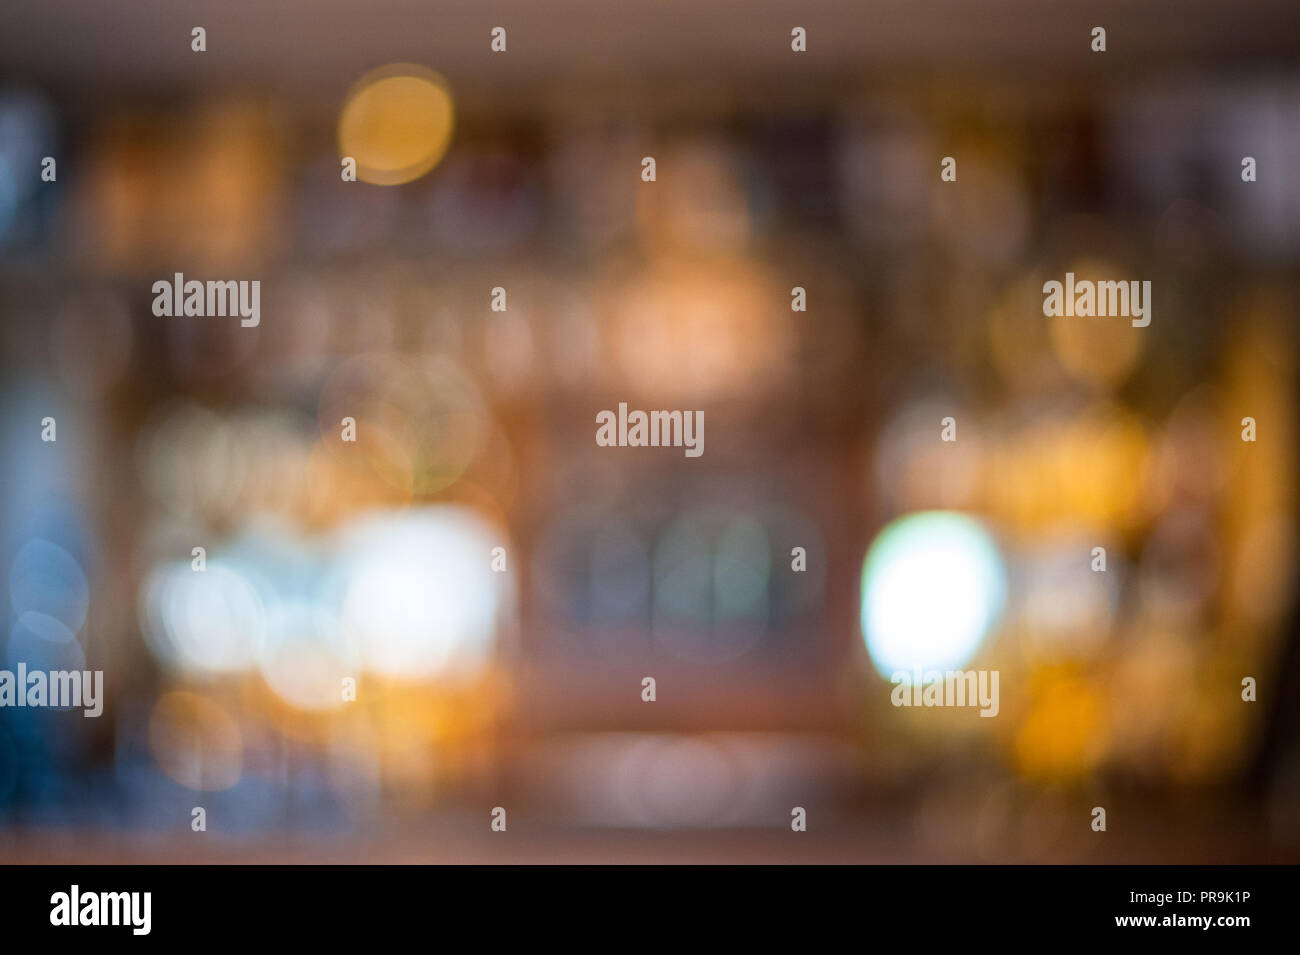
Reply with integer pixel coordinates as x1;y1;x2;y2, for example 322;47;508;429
338;64;454;186
335;507;505;680
139;506;507;691
861;512;1006;678
141;561;264;677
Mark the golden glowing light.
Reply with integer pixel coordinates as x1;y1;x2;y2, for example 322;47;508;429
1047;259;1147;390
338;64;454;186
1012;670;1106;783
609;257;792;399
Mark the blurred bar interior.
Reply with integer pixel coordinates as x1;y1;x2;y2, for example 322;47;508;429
1;0;1299;861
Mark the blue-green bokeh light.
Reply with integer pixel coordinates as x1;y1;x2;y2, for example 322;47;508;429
860;511;1007;679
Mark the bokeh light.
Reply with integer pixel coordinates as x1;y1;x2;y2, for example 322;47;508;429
861;512;1007;678
338;64;455;186
335;507;506;680
9;538;89;634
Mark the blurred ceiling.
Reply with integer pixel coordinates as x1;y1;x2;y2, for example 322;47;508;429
2;0;1298;103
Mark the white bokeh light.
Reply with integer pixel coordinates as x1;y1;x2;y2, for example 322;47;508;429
141;561;264;676
336;507;505;679
861;511;1006;678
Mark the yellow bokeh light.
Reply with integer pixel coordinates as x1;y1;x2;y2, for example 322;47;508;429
1047;258;1147;390
338;64;454;185
1012;670;1107;783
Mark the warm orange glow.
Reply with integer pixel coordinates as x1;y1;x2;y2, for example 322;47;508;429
338;64;455;185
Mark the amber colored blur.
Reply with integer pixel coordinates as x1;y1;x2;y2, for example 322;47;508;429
1;0;1299;863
